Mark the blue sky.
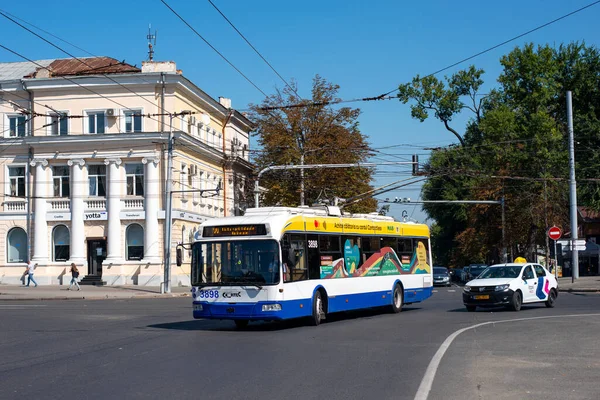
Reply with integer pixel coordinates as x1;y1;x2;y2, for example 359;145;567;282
1;0;599;223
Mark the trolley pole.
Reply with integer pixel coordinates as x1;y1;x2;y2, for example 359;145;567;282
254;161;416;208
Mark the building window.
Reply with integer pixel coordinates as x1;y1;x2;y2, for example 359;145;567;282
124;110;142;133
53;166;70;197
7;227;27;263
8;166;26;197
50;113;68;135
8;115;27;137
87;112;105;134
88;165;106;196
126;164;144;196
53;225;70;262
126;224;144;260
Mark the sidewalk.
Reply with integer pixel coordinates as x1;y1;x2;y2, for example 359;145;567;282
557;276;600;293
0;284;191;301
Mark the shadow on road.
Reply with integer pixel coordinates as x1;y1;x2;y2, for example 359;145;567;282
146;306;421;332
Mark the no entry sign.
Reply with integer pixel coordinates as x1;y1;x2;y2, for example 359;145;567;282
548;226;562;240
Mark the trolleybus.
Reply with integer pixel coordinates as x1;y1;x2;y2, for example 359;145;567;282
187;206;433;327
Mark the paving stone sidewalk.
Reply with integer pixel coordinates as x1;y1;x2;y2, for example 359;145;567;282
557;276;600;293
0;284;191;301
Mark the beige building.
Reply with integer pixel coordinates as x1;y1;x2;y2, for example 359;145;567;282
0;57;253;286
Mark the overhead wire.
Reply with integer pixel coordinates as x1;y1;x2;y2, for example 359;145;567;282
206;0;302;100
160;0;269;98
259;0;600;111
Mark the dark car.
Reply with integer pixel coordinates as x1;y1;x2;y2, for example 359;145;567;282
433;266;451;287
466;264;488;281
449;268;462;283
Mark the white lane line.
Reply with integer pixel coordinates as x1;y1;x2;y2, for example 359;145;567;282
414;313;600;400
447;290;456;293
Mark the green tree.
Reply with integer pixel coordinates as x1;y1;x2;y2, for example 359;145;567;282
249;76;377;213
399;42;600;265
397;66;486;146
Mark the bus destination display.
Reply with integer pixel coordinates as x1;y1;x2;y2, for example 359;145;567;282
203;224;267;237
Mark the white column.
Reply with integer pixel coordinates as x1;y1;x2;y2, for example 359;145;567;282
68;159;85;263
104;158;122;261
142;156;160;261
30;158;48;263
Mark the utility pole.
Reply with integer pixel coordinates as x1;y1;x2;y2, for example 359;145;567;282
163;113;175;294
567;91;579;281
300;153;305;206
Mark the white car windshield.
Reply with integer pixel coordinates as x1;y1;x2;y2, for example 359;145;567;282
479;266;521;279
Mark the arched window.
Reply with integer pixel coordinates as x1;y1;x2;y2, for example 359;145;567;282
7;227;27;263
126;224;144;260
53;225;70;262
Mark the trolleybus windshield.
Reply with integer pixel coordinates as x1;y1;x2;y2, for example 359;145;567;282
191;240;280;286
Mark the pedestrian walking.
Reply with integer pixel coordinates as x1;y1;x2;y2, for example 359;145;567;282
26;260;38;287
68;263;81;291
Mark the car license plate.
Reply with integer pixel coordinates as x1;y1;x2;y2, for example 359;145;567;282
474;295;489;300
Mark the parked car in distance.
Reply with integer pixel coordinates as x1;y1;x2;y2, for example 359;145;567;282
460;266;470;283
466;264;488;281
433;266;451;287
462;263;558;312
448;268;462;283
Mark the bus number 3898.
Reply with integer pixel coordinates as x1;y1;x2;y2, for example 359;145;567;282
198;290;219;299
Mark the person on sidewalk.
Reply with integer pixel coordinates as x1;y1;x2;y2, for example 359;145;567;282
26;260;38;287
68;263;81;291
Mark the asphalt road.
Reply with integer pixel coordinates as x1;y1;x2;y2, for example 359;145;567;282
1;285;599;400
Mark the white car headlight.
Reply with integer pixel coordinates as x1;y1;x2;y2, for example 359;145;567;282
463;286;471;292
494;284;510;292
262;304;282;312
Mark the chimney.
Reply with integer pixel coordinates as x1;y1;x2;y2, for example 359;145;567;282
141;61;177;73
219;97;232;109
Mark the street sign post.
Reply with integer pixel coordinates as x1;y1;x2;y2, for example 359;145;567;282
548;226;562;240
547;226;562;279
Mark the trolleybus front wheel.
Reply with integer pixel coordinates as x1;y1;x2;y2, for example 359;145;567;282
311;290;326;326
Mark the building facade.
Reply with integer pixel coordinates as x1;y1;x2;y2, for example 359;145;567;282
0;57;253;285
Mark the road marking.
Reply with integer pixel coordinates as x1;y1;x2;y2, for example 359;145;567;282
447;290;456;292
414;313;600;400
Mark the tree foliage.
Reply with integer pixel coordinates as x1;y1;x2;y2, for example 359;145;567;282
400;42;600;266
249;76;377;213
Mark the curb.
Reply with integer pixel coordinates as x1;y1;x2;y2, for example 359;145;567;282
558;288;600;293
0;293;190;301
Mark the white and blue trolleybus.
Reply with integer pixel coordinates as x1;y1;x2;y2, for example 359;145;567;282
189;206;433;327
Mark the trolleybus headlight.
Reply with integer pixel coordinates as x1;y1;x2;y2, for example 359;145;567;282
262;304;282;312
193;304;203;311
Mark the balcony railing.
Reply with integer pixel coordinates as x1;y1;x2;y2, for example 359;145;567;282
122;198;144;209
49;199;70;210
3;200;27;212
86;200;106;210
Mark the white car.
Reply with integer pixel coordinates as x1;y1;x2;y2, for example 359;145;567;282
462;263;558;312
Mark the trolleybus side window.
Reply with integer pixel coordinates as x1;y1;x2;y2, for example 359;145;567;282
319;234;343;265
397;239;413;265
282;233;308;282
361;236;380;263
342;236;362;273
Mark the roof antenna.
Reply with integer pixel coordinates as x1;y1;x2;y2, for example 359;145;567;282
147;24;157;61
